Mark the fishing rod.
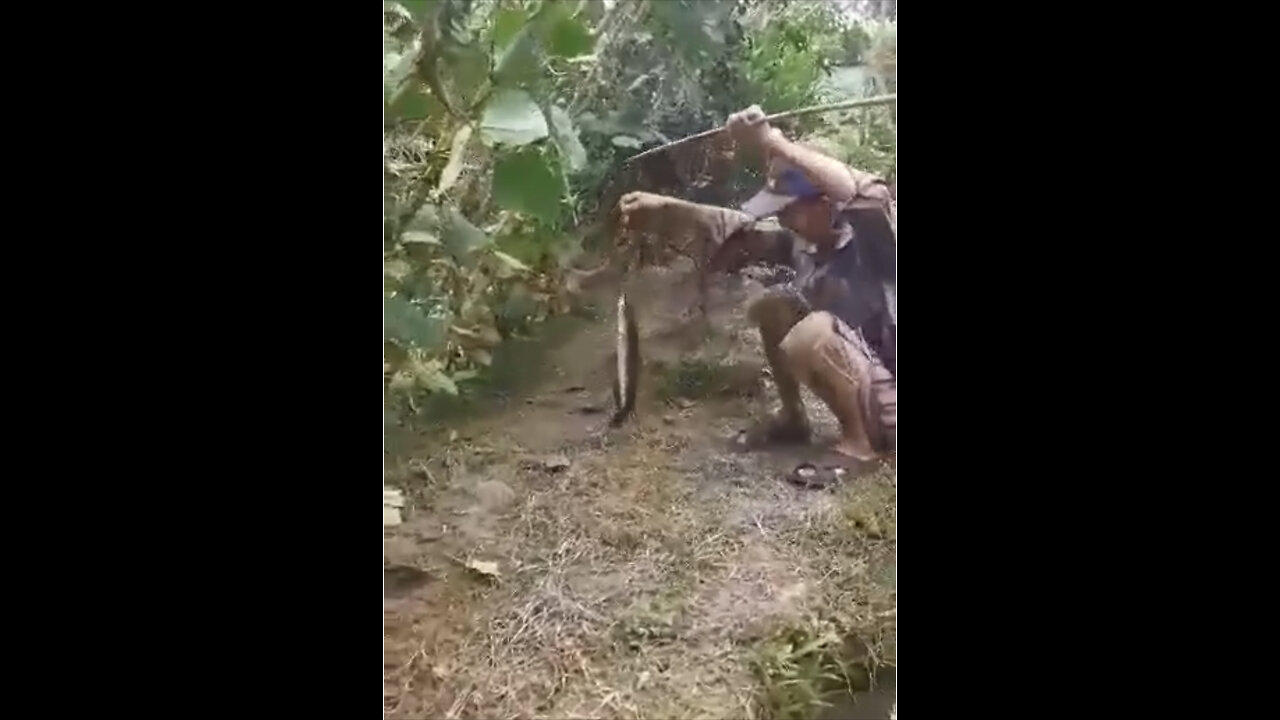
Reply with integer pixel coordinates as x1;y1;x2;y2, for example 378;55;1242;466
623;93;897;164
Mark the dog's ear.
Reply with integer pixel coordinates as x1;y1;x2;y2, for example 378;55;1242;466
706;227;753;274
762;228;796;266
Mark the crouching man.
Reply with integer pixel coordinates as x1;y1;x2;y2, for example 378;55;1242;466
618;105;896;484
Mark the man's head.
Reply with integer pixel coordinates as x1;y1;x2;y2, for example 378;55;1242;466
777;195;839;246
740;158;841;249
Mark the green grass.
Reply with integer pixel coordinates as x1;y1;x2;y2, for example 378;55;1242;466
655;357;763;401
752;617;879;720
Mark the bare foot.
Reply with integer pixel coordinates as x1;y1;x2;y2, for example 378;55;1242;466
831;438;877;463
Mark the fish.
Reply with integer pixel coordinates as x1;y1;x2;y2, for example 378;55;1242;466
610;291;640;427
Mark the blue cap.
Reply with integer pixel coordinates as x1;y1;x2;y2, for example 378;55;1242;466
740;162;823;218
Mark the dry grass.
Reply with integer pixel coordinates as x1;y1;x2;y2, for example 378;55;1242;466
384;270;896;720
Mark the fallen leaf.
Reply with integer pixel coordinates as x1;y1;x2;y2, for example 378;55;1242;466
434;124;473;196
465;559;501;579
384;507;403;527
402;230;440;245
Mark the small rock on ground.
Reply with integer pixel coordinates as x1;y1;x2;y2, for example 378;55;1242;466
474;479;517;510
541;454;571;473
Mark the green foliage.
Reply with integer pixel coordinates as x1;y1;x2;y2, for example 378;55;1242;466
384;0;588;413
739;2;847;115
839;23;872;65
493;147;565;224
805;110;897;184
866;21;897;91
547;104;587;172
479;89;549;147
491;6;528;49
385;294;448;350
657;358;754;401
543;4;594;57
440;206;495;261
752;618;872;720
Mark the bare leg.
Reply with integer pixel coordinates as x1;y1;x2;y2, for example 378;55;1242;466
745;292;812;441
779;312;881;461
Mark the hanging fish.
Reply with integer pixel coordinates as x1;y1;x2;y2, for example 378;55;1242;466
610;291;640;427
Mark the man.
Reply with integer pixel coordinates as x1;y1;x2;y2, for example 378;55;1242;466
618;105;896;482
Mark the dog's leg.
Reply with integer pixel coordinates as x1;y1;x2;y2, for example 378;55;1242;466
690;235;713;338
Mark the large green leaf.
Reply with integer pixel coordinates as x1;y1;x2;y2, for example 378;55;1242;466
406;203;441;233
544;10;594;57
547;105;587;172
395;0;433;25
441;43;490;109
385;295;448;350
388;85;442;122
479;89;549;147
493;26;539;87
491;6;528;49
441;208;493;261
493;148;564;225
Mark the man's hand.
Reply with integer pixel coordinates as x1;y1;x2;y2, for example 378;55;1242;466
726;105;783;151
618;191;670;230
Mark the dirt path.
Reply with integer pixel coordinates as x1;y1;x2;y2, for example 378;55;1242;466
383;265;897;719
